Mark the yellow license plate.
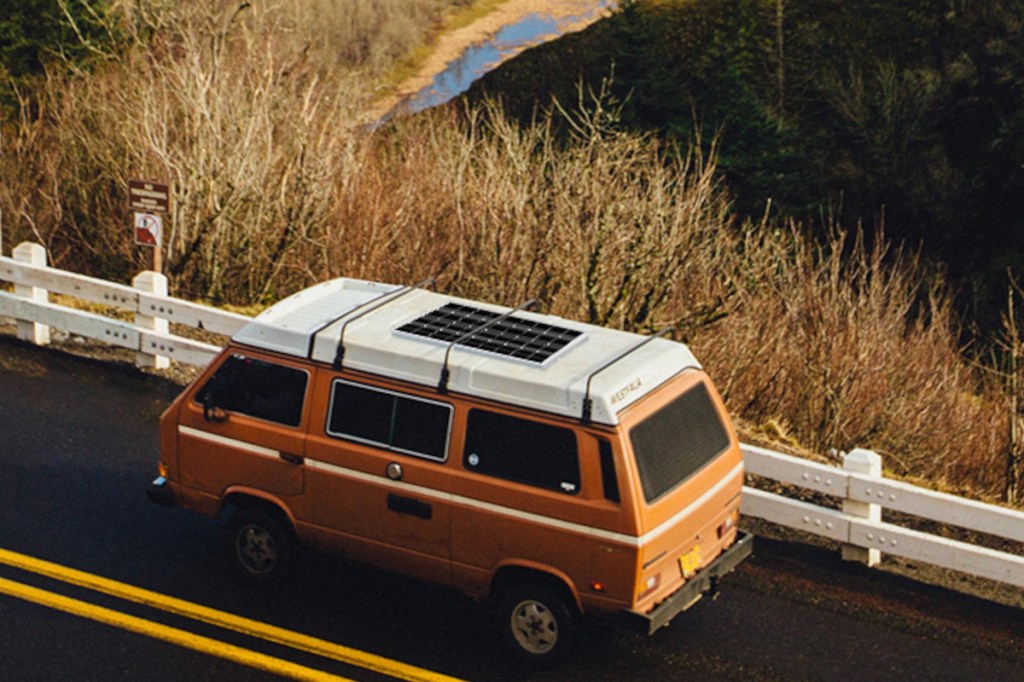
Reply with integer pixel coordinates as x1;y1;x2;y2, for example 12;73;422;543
679;547;701;578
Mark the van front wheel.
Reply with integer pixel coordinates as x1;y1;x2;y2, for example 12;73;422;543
225;507;293;587
498;584;576;665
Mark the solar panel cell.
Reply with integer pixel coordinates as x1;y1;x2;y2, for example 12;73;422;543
396;303;582;364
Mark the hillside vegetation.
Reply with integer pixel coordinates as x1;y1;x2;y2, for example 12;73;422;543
469;0;1024;332
0;1;1019;502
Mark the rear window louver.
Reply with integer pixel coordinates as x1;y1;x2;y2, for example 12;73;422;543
629;382;730;503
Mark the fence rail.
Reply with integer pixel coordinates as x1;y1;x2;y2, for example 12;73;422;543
741;445;1024;588
2;240;1022;594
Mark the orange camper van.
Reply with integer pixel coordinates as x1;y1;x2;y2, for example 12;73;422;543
147;278;752;663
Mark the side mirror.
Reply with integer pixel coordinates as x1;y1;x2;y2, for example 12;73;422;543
202;390;227;423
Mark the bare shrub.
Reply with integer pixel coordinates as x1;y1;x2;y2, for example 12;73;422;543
215;0;454;76
322;97;736;338
0;90;57;256
692;225;1005;493
990;277;1024;503
0;0;469;298
4;2;371;302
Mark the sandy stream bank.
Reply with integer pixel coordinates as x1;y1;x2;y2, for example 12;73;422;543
368;0;615;121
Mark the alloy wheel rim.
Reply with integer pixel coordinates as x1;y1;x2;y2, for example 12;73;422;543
510;599;557;654
237;524;277;574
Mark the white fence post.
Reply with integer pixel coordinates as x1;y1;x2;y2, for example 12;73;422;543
13;242;50;346
842;448;882;566
132;270;170;369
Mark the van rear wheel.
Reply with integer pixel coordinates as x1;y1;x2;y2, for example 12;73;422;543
225;507;293;587
498;584;576;665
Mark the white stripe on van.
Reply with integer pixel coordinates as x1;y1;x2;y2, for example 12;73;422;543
175;426;744;548
304;458;745;548
642;462;744;544
304;458;641;545
178;426;281;460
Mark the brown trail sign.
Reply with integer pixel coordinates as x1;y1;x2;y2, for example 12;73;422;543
129;179;170;272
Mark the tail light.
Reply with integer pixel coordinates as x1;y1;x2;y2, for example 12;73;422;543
637;572;661;601
718;509;740;539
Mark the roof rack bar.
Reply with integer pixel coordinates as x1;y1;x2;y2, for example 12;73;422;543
581;326;673;424
437;298;538;394
331;277;436;369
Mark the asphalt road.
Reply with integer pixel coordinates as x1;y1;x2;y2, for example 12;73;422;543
1;333;1023;681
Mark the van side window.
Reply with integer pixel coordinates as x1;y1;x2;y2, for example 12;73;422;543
327;380;452;461
463;409;580;494
598;439;620;503
196;354;308;427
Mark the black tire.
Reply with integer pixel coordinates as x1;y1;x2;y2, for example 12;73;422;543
497;583;577;665
225;506;294;587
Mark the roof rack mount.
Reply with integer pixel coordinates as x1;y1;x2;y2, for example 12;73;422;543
437;299;539;394
580;327;674;424
332;277;435;370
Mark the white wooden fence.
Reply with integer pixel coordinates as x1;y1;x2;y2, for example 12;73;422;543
0;242;248;367
742;444;1024;588
2;241;1023;592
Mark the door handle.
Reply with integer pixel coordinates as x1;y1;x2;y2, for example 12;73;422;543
387;494;432;520
280;452;304;465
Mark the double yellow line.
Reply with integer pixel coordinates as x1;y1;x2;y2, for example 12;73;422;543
0;548;465;682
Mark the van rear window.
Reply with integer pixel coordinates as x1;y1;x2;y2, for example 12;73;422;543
629;382;730;503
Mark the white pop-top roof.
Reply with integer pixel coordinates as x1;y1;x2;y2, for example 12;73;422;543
232;278;701;425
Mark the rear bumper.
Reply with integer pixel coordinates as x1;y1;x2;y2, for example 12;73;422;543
623;531;753;634
146;476;175;507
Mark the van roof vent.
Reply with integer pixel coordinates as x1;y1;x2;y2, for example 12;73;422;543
396;302;583;365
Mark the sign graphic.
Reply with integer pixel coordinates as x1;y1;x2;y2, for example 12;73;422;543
134;212;162;247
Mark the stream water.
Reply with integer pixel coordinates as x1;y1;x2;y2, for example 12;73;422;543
399;1;616;114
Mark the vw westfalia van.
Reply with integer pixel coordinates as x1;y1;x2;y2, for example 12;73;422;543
147;278;751;663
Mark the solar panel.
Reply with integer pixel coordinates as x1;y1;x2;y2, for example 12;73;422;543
396;303;583;364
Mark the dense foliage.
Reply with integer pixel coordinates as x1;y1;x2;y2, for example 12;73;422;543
467;0;1024;331
0;0;118;107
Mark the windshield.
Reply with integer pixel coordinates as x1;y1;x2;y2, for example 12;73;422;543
629;382;731;503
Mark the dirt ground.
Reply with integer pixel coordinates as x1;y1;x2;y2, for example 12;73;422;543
368;0;615;120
